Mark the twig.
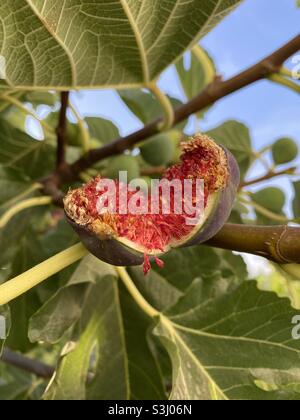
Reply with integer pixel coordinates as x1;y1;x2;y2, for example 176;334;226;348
0;196;52;229
240;166;297;188
268;73;300;94
69;101;90;153
1;348;54;379
0;244;88;305
52;34;300;183
140;166;165;176
56;92;69;170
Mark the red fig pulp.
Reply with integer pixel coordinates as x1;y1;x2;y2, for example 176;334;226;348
64;135;240;273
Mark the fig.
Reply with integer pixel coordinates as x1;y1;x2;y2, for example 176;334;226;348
104;155;140;182
140;133;175;166
64;135;240;274
272;137;298;165
252;188;285;213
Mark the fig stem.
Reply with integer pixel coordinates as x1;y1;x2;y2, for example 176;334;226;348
238;195;293;224
0;243;88;305
0;94;54;135
279;66;295;78
147;83;175;131
2;183;42;210
280;264;300;280
268;74;300;94
192;45;215;86
115;267;159;318
0;196;52;229
69;101;91;153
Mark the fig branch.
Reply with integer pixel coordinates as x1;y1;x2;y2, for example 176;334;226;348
0;348;54;379
240;166;298;189
206;224;300;264
56;91;69;170
49;33;300;184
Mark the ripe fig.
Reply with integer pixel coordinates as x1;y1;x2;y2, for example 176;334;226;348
64;135;240;274
272;137;298;165
140;133;175;166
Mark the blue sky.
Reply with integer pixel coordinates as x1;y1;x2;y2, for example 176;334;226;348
71;0;300;188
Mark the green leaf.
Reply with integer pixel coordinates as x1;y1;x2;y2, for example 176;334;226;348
119;88;186;129
43;258;129;400
155;279;300;400
5;229;47;352
293;181;300;218
119;283;167;400
206;120;254;179
85;117;120;145
0;0;242;90
175;45;216;118
29;255;106;344
0;167;31;208
0;118;55;179
0;368;33;400
130;246;245;311
24;92;58;107
155;246;222;292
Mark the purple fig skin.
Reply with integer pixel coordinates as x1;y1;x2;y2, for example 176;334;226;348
67;216;145;266
182;147;240;248
65;145;240;267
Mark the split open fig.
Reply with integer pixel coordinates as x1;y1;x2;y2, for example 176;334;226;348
64;134;240;274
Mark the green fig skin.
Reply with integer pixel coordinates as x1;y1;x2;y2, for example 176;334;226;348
140;133;175;166
104;155;140;182
272;137;298;165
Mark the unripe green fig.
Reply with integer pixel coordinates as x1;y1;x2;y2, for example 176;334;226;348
66;123;81;146
104;155;140;182
140;133;175;166
272;137;298;165
252;188;285;213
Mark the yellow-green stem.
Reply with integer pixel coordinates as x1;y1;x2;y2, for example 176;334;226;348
268;74;300;94
281;264;300;280
69;101;90;153
279;66;294;78
239;195;294;224
115;267;159;318
147;83;175;131
0;196;52;229
0;244;88;305
1;183;42;211
192;44;215;85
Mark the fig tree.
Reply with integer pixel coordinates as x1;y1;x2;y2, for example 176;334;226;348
64;135;240;274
